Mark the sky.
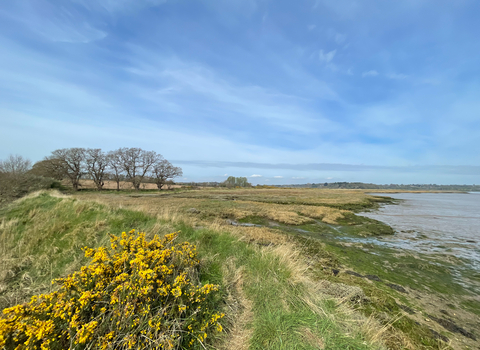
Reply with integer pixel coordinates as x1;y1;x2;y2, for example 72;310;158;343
1;0;479;185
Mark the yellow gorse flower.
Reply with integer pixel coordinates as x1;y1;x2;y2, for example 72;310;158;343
0;230;224;349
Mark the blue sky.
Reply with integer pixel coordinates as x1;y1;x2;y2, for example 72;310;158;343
1;0;479;184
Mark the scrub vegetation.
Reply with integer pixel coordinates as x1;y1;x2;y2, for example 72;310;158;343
0;187;478;349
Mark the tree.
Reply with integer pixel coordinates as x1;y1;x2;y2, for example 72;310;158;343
0;155;58;207
48;148;86;191
235;177;249;187
85;149;108;191
150;159;183;190
117;148;161;190
222;176;251;188
30;158;67;180
224;176;236;187
0;155;31;175
0;155;32;201
106;150;124;191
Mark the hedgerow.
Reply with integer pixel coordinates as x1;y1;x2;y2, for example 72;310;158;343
0;230;224;349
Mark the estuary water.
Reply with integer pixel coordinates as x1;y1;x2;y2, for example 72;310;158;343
357;192;480;270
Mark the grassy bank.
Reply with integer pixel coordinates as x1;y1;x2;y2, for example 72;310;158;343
2;188;478;349
0;190;393;349
72;187;479;349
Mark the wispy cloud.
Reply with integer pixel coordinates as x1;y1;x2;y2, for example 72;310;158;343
3;0;107;43
362;70;379;77
319;49;337;63
327;28;346;44
121;51;341;134
387;73;408;80
73;0;168;14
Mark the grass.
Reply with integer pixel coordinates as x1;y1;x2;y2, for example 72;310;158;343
70;188;480;348
2;187;479;349
0;190;392;350
0;191;163;311
177;223;381;350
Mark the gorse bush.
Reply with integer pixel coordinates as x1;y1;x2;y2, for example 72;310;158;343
0;230;224;350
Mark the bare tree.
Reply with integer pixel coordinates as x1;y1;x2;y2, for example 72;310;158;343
106;150;124;191
0;155;31;175
151;159;183;190
85;149;108;191
118;148;161;190
48;148;86;191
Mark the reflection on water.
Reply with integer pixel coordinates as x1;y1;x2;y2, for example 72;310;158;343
356;192;480;270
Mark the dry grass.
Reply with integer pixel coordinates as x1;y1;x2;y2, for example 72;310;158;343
257;243;389;349
74;188;356;226
157;187;372;206
293;205;347;224
232;226;287;245
219;260;254;350
15;189;69;202
298;327;325;349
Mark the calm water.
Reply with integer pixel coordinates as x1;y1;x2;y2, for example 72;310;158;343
357;192;480;270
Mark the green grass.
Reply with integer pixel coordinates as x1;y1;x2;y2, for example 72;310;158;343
237;215;271;225
177;223;377;350
0;191;384;350
335;213;395;236
0;192;161;310
461;299;480;317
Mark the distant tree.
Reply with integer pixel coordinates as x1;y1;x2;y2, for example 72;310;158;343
47;148;86;191
150;159;183;190
106;150;124;191
117;148;161;190
222;176;251;188
30;158;67;180
235;177;250;187
0;155;31;175
85;149;108;191
224;176;236;187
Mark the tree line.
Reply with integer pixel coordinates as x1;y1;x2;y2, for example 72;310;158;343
22;147;182;191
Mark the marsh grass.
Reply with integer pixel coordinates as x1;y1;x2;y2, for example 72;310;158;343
1;191;392;350
3;188;471;349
